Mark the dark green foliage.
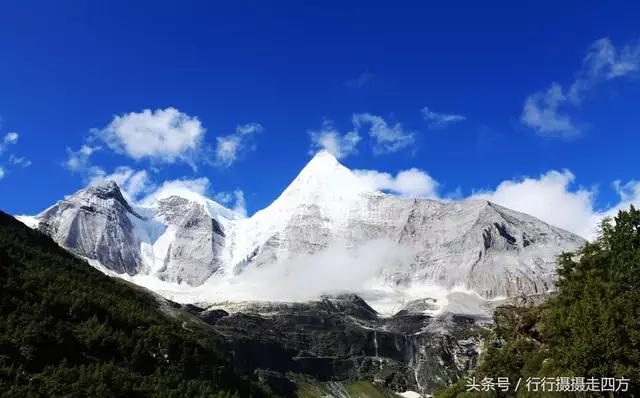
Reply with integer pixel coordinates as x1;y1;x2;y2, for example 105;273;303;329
0;211;270;397
436;206;640;397
543;206;640;387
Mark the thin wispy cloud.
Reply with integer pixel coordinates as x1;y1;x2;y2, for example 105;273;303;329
309;120;360;159
138;176;246;217
352;113;415;154
8;154;31;168
65;145;100;172
0;131;30;180
421;106;466;129
215;122;264;167
344;71;374;88
522;37;640;137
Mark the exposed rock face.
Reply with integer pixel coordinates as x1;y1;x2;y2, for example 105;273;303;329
186;295;488;395
30;183;228;285
152;196;226;285
36;181;143;274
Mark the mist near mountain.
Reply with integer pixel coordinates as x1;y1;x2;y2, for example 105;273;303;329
216;239;417;302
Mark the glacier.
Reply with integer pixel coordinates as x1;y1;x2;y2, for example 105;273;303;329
16;151;586;316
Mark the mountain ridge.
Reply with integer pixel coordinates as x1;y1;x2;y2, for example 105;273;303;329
16;151;586;313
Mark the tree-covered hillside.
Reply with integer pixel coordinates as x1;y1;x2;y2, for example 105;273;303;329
437;206;640;397
0;210;270;397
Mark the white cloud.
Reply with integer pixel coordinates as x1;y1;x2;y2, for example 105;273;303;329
521;83;577;136
215;122;264;167
471;170;640;240
139;177;211;206
218;239;417;303
568;38;640;101
214;189;247;218
609;180;640;217
353;168;439;198
89;166;153;200
352;113;415;154
214;191;234;204
344;72;374;88
522;37;640;136
86;168;248;218
3;132;18;145
0;132;19;154
65;145;100;172
95;107;206;168
421;106;466;128
309;120;360;159
65;147;154;199
0;131;30;179
231;189;247;218
472;170;597;238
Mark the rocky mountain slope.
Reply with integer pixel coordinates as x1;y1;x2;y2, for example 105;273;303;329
18;151;586;310
189;294;488;395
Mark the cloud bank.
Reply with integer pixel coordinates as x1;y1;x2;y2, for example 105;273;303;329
218;239;417;302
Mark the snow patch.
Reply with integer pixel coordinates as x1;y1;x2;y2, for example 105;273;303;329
16;215;39;229
398;391;425;398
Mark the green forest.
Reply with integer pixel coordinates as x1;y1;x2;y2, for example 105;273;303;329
437;206;640;397
0;210;271;397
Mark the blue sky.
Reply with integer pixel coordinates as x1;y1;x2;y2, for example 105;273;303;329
0;1;639;239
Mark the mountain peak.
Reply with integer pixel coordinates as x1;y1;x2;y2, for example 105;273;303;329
59;180;145;220
307;150;340;166
84;180;132;209
274;151;373;206
297;150;343;178
90;179;121;193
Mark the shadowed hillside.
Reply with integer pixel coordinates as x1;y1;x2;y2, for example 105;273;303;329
0;210;270;397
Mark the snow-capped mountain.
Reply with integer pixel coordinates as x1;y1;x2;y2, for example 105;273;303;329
34;181;143;274
18;151;586;307
24;181;235;285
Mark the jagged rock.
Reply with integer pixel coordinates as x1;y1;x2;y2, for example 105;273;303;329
202;295;488;395
35;181;143;274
